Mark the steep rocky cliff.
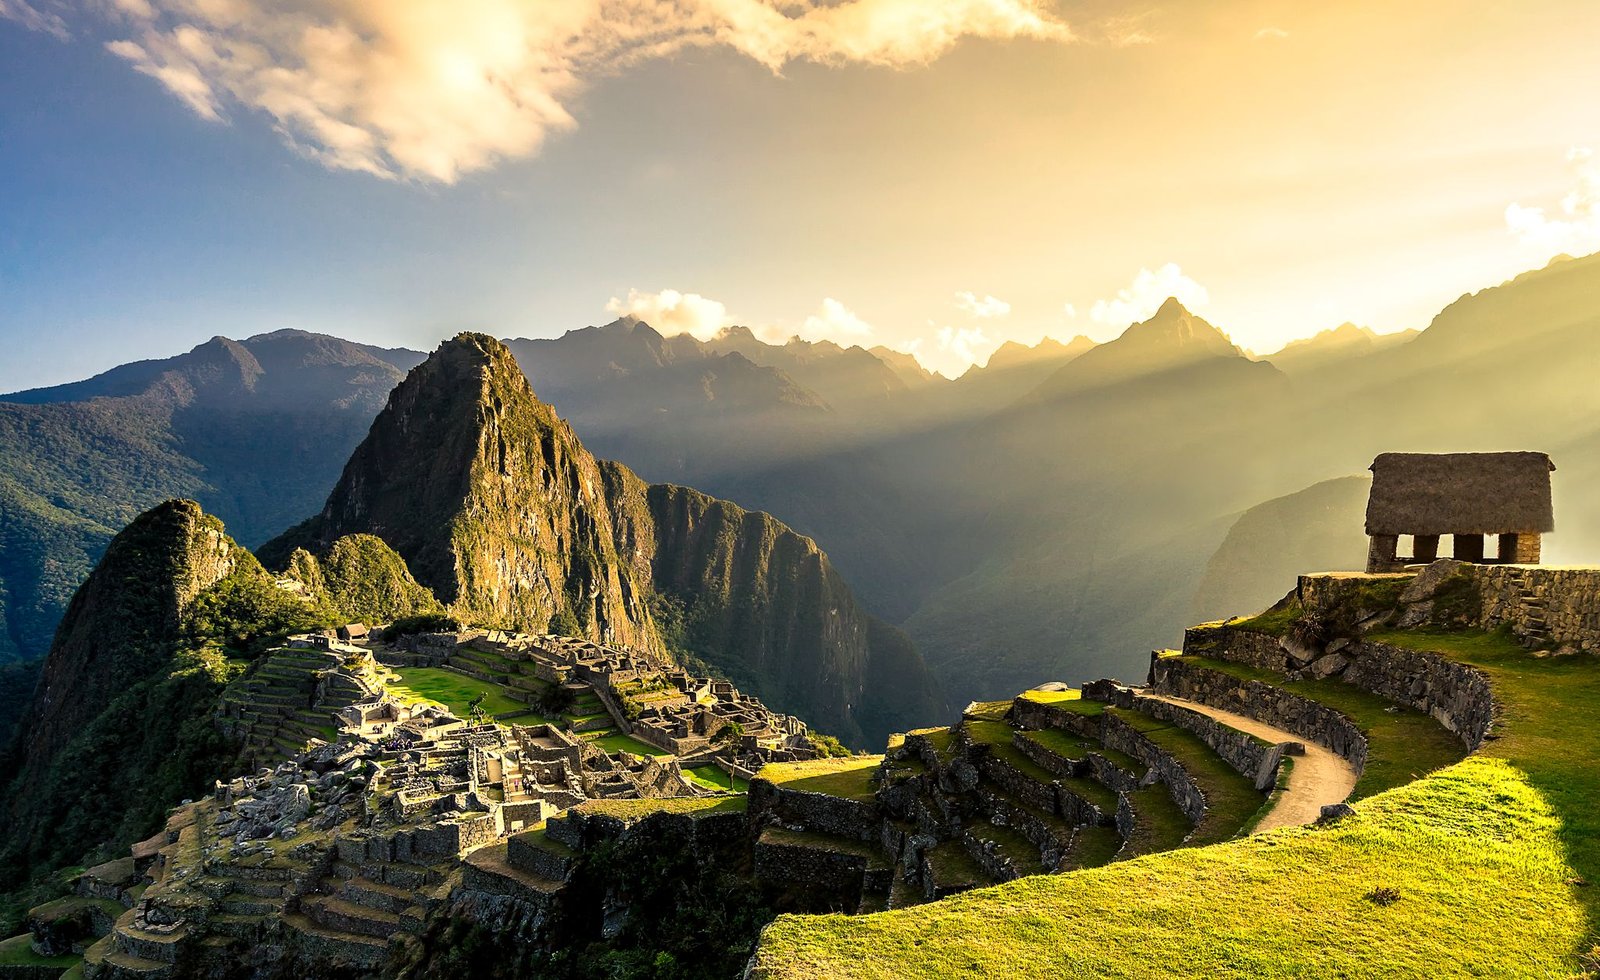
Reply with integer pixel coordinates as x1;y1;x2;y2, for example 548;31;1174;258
263;334;945;744
264;334;659;651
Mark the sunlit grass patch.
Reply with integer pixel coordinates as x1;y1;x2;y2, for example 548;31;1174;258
385;666;524;717
586;731;672;758
757;756;883;802
750;757;1587;979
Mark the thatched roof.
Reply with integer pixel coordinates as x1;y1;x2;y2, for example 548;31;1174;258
1366;452;1554;536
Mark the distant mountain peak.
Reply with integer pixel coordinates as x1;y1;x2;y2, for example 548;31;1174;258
1114;299;1239;358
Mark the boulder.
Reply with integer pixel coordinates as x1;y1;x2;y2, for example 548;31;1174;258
1399;559;1467;604
1307;654;1350;680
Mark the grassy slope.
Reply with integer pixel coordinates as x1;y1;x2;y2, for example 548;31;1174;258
757;757;883;802
751;629;1598;978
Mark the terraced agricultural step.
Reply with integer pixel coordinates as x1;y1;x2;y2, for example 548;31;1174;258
460;842;565;903
217;893;286;916
1061;824;1123;871
962;821;1045;880
281;914;389;970
299;896;402;940
337;877;416;916
330;861;439;891
755;828;893;895
83;934;171;979
1118;785;1193;858
919;840;996;901
206;913;270;941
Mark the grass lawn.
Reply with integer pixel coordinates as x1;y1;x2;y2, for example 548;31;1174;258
0;933;79;968
587;731;672;758
687;765;749;793
750;627;1600;978
757;757;883;803
385;667;525;718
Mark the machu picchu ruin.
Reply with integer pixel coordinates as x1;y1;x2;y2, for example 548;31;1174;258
3;337;1599;980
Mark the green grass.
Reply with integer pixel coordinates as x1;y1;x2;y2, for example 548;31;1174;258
1109;708;1265;845
586;732;672;758
1175;655;1466;798
1017;689;1083;705
1064;825;1123;871
750;627;1600;979
761;827;888;866
758;757;883;803
385;667;525;718
1225;599;1304;637
1018;727;1092;763
963;700;1012;721
0;933;80;967
1019;728;1147;779
1119;785;1192;857
686;766;749;793
574;796;748;820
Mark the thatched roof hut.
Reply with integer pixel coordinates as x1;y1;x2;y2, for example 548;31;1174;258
1365;451;1555;536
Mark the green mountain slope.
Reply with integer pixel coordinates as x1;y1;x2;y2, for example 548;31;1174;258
0;500;334;887
0;331;422;662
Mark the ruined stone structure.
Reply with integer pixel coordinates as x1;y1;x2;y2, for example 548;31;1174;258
1365;451;1554;572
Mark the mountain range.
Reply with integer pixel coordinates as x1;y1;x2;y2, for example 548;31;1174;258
4;250;1600;718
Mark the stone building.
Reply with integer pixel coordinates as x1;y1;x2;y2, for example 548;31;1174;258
1365;451;1555;572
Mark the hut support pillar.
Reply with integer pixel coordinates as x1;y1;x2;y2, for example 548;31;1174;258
1366;535;1399;574
1413;535;1440;563
1454;533;1485;563
1501;533;1542;564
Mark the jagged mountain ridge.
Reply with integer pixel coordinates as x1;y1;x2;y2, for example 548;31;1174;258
262;333;944;744
0;331;427;662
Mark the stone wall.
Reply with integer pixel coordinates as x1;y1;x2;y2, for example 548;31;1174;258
1468;566;1600;650
1181;625;1289;671
746;780;880;842
1100;712;1207;827
1147;658;1369;771
1343;641;1495;750
1127;694;1286;792
1009;697;1102;737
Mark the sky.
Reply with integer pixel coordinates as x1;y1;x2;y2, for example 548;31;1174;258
1;0;1599;388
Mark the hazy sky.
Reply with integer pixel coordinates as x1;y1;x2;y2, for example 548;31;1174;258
2;0;1599;388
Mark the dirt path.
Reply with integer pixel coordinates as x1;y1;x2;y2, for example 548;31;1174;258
1141;693;1359;833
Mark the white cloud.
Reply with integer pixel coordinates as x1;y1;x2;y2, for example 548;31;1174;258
955;290;1011;318
605;288;732;340
67;0;1075;183
934;323;995;372
1252;26;1288;41
0;0;68;38
1089;262;1210;326
1062;302;1077;318
1505;147;1600;257
799;297;875;342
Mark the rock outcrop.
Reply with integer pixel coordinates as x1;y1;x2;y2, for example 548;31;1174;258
262;334;945;746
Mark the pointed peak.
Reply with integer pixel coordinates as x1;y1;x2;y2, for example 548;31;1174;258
1153;296;1191;318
